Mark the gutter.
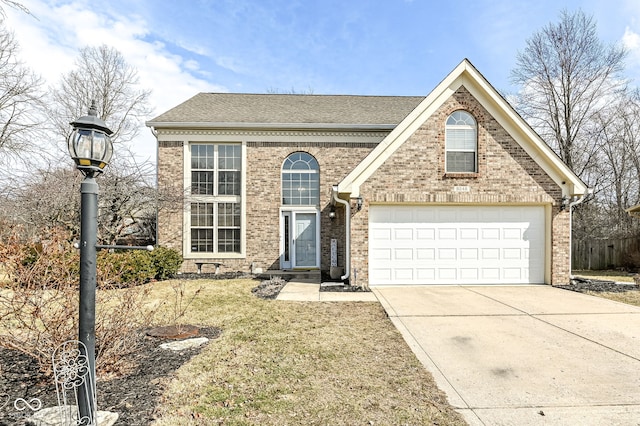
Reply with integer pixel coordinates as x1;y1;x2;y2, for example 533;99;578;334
145;121;397;131
149;126;160;246
332;185;350;281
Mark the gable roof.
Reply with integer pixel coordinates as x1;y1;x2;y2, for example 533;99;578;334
147;93;424;130
337;59;588;198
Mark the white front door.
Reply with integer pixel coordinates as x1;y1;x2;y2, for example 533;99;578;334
281;210;319;269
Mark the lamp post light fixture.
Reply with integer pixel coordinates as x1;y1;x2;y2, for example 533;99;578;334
68;102;113;425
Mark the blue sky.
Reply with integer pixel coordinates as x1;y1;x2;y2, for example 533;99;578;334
5;0;640;162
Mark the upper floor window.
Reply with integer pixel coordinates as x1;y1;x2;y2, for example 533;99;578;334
282;152;319;205
189;143;242;254
445;111;477;173
191;144;241;195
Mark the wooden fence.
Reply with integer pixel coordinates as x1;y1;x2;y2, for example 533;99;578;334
572;237;640;270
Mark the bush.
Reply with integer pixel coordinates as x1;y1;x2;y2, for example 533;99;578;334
150;246;183;280
98;250;155;288
0;226;156;376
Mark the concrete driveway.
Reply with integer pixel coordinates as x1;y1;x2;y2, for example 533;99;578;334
372;285;640;425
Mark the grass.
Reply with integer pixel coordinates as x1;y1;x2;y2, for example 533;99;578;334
586;291;640;307
572;270;640;307
148;278;466;425
572;269;636;283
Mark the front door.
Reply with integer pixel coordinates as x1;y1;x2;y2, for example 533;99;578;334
281;211;319;269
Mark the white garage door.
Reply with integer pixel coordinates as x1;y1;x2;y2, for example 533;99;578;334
369;205;545;285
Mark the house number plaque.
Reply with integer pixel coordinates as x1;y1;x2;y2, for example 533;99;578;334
453;186;470;192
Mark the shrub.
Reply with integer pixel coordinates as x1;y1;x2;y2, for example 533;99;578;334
0;226;156;376
98;250;155;288
150;246;183;280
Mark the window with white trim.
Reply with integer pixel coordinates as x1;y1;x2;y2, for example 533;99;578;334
445;111;477;173
282;152;320;205
189;144;241;254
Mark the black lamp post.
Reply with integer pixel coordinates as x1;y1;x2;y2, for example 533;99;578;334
68;102;113;425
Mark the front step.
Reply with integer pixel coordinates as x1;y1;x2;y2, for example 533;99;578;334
258;269;321;283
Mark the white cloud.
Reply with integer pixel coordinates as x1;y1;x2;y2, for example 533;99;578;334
622;27;640;85
623;27;640;51
4;0;226;164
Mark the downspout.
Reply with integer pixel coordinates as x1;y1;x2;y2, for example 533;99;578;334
332;185;350;281
568;189;590;278
150;126;160;246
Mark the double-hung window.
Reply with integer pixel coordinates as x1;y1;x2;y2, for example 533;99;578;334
189;144;242;254
445;111;477;173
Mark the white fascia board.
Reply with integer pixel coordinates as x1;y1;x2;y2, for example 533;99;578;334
145;121;397;131
339;59;587;198
460;68;588;197
338;61;468;197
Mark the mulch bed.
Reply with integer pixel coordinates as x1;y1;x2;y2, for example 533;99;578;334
0;327;221;425
557;277;640;293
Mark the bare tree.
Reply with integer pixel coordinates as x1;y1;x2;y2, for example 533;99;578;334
510;9;627;178
1;45;158;244
3;162;157;245
0;22;44;169
49;44;152;149
0;0;30;17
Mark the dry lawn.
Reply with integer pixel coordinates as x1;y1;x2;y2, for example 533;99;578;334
572;270;640;307
573;269;636;283
585;290;640;307
149;278;466;425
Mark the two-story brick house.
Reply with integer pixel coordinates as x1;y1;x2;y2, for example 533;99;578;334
147;59;587;286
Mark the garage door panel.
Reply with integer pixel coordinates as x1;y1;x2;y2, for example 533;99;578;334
394;268;414;280
372;228;391;240
395;248;413;260
460;248;479;260
416;248;435;260
438;228;457;239
369;205;545;286
438;268;457;280
503;228;522;239
371;248;391;260
438;248;457;260
460;268;479;280
481;268;501;280
482;248;500;260
394;228;413;239
503;248;522;260
417;268;435;280
460;228;479;239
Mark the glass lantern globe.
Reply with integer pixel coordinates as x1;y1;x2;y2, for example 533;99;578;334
68;103;114;175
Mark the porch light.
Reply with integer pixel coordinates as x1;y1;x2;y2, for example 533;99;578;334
68;102;114;175
356;197;363;212
329;205;336;220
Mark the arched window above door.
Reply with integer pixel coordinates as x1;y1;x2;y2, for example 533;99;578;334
282;152;319;205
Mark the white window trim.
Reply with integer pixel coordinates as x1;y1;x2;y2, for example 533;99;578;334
183;141;246;259
445;112;478;173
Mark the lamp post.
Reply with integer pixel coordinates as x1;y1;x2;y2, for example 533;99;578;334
68;102;113;425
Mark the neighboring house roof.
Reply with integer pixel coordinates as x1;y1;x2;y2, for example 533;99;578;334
337;59;589;199
147;93;424;129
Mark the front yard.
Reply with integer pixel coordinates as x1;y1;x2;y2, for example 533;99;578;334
150;278;465;425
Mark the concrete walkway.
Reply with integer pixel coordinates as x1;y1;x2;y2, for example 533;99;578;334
276;279;378;302
373;285;640;425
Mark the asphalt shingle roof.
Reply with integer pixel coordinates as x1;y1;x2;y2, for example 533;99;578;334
148;93;425;126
